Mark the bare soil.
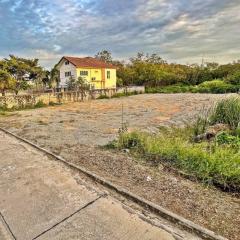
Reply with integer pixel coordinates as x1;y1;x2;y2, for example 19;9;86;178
0;93;239;240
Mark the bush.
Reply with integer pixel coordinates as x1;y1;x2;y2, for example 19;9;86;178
112;91;140;98
146;81;240;94
225;71;240;85
34;100;47;108
197;80;239;94
216;132;240;146
146;84;192;93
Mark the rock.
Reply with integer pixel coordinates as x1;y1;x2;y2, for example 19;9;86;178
194;123;229;142
206;123;229;135
146;176;152;182
123;148;130;153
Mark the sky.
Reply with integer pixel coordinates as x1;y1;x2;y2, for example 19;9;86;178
0;0;240;69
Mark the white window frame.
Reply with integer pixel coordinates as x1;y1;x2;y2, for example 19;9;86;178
65;71;71;77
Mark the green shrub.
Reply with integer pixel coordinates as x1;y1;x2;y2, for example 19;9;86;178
112;91;139;98
216;132;240;146
146;81;240;94
225;71;240;85
111;93;126;98
34;100;46;108
197;80;239;94
146;84;191;93
49;101;62;106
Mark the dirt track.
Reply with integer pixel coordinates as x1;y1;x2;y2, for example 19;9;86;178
0;93;239;240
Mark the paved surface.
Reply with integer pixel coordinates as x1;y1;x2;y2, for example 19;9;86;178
0;131;175;240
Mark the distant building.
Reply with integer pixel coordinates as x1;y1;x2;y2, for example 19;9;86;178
56;56;117;89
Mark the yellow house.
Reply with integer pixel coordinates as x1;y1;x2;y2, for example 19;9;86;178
56;56;117;89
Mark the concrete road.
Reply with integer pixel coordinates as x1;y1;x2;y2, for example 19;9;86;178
0;132;174;240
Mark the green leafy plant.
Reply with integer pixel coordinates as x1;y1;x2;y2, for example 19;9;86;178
197;80;238;94
216;132;240;146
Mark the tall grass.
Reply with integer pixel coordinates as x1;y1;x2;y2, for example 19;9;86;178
116;130;240;191
210;97;240;130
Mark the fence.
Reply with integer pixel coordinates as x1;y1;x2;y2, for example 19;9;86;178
0;86;145;109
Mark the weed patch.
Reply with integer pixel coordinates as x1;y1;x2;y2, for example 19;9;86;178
110;97;240;192
97;95;110;99
113;130;240;192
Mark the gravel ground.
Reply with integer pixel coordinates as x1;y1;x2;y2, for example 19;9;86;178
0;93;239;240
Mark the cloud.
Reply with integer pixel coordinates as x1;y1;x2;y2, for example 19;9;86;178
0;0;240;68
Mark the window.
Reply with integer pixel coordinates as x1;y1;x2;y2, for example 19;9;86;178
107;71;110;79
65;61;69;65
80;71;88;76
91;77;96;81
65;71;71;77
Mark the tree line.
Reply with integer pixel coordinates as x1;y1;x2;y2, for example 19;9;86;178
1;51;240;96
97;50;240;93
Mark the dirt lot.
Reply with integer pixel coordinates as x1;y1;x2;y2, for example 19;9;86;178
0;93;239;240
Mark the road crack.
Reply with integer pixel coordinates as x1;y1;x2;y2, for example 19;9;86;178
32;195;104;240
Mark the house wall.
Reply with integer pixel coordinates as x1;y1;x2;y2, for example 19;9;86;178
105;68;117;89
76;68;117;89
59;60;77;87
76;68;102;89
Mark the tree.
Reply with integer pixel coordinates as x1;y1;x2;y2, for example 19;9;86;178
130;52;166;64
95;50;113;63
67;76;90;91
0;69;15;96
66;76;76;90
3;55;46;94
41;70;51;87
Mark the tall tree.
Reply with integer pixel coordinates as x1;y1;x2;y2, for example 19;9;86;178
95;50;113;63
3;55;46;94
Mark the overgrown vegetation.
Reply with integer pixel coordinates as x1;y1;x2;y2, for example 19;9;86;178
210;97;240;130
112;90;142;98
96;90;142;99
94;50;240;94
110;97;240;192
0;99;61;113
116;52;240;94
146;81;240;94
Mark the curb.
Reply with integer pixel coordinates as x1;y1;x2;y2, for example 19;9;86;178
0;127;228;240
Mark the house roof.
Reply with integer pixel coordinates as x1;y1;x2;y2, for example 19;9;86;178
59;56;117;69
